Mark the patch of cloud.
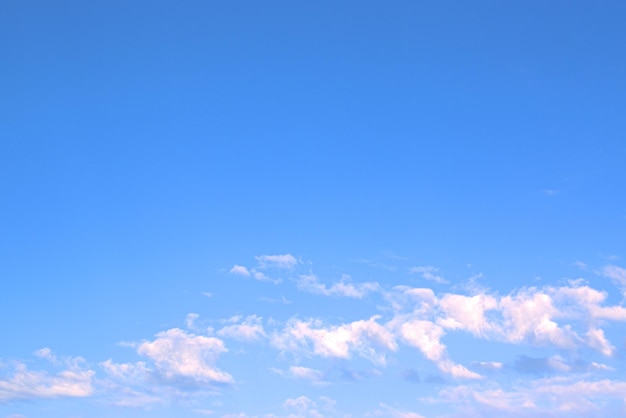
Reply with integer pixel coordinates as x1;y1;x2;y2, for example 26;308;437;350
437;293;498;337
256;254;298;270
369;403;426;418
137;328;233;386
101;359;149;383
574;261;587;270
435;376;626;417
472;361;503;371
271;316;397;366
186;313;200;330
585;328;615;357
33;347;58;364
409;266;448;284
389;317;481;379
499;289;577;348
218;315;266;342
288;366;325;383
297;274;379;298
283;395;324;418
601;265;626;287
0;355;94;402
229;265;250;276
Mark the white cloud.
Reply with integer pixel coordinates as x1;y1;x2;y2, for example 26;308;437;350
230;265;250;276
137;328;233;385
271;316;397;366
437;293;498;337
256;254;298;270
438;360;482;379
409;266;448;284
397;319;446;362
218;315;266;342
554;284;626;321
393;318;481;379
33;347;57;363
297;274;379;298
585;328;614;357
0;359;94;402
499;289;577;348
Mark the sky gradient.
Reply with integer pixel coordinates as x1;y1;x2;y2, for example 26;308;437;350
1;1;626;417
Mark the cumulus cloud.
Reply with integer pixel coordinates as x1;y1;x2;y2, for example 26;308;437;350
271;316;397;366
0;357;94;402
297;274;379;298
256;254;298;270
137;328;233;385
218;315;266;342
500;291;575;348
437;293;498;337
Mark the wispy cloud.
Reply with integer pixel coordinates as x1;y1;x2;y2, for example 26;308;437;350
601;264;626;286
218;315;266;342
229;265;250;276
409;266;448;284
255;254;298;270
297;274;379;298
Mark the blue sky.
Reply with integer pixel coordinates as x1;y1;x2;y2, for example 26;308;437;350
1;1;625;417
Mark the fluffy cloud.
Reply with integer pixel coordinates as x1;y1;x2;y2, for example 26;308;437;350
437;293;498;336
499;289;577;348
393;318;481;379
137;328;233;385
271;316;397;366
0;355;94;401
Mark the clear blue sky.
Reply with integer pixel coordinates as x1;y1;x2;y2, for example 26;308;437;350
1;1;625;417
